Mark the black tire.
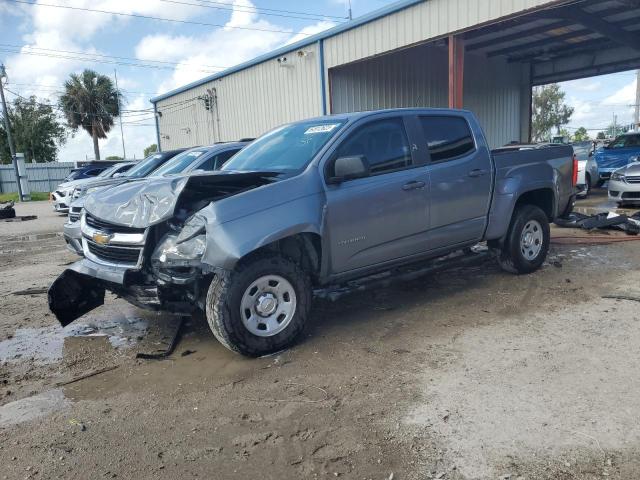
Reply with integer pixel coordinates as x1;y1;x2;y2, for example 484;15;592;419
498;205;550;275
205;253;311;357
0;207;16;219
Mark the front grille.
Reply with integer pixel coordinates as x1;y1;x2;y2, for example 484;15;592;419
85;213;145;234
69;207;82;223
626;176;640;184
86;240;142;264
622;192;640;199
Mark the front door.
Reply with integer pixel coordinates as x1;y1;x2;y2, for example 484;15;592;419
324;116;430;274
418;115;493;251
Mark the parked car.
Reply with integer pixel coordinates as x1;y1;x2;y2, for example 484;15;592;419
63;144;246;255
49;109;575;357
594;132;640;185
62;163;118;182
63;149;187;255
608;160;640;206
52;162;135;213
572;141;599;197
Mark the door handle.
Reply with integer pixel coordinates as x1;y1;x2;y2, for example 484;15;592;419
402;180;426;191
468;169;488;178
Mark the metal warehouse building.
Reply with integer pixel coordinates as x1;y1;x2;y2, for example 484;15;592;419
151;0;640;150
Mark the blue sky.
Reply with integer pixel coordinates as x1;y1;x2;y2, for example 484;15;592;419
0;0;637;161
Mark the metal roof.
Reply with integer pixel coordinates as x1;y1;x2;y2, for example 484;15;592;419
150;0;424;103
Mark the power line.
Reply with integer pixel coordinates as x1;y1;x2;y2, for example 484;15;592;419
9;0;314;36
5;82;163;96
158;0;346;22
0;48;223;73
0;43;230;70
194;0;347;19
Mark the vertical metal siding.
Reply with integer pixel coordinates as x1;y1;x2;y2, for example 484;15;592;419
330;44;526;148
0;163;74;193
323;0;558;69
156;43;322;150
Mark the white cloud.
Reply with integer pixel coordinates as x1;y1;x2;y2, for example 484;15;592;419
286;20;336;45
602;78;637;106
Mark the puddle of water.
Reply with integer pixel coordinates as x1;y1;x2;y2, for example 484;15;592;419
0;312;149;365
0;388;69;427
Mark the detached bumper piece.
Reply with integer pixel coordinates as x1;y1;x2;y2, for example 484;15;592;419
555;211;640;235
48;269;105;327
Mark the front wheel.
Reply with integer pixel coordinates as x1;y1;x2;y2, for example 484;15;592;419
497;205;550;274
205;254;311;357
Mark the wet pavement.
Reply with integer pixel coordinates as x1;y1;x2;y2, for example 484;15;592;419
2;195;640;479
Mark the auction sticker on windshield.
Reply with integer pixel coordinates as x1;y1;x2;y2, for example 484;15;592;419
305;124;340;135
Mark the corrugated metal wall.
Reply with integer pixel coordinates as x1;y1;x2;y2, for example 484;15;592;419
0;163;73;194
156;43;322;150
323;0;557;70
330;44;527;148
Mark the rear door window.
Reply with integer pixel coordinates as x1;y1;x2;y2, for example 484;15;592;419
419;116;475;162
197;148;241;171
334;118;412;176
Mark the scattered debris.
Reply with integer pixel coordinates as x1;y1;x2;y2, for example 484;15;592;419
602;294;640;303
555;211;640;235
12;287;48;296
136;316;185;360
68;418;86;431
0;201;16;219
55;365;119;387
180;349;196;357
1;215;37;222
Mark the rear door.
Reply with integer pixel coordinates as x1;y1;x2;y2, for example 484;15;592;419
419;115;492;250
324;115;431;274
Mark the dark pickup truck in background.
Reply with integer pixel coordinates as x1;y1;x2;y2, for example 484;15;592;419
49;109;576;357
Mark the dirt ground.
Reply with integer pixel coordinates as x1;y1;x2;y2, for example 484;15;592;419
2;193;640;480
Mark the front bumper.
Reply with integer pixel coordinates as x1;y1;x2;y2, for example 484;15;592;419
63;221;83;256
608;178;640;204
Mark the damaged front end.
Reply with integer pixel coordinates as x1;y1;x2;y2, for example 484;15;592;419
48;171;277;327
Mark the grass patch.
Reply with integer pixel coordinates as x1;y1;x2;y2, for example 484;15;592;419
0;192;50;202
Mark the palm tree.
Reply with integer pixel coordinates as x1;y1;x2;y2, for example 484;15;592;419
59;69;122;160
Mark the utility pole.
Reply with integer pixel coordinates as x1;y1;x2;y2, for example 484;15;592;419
635;69;639;132
0;64;24;202
347;0;352;20
114;69;126;159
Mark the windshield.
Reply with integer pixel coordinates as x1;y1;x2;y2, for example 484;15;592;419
126;153;167;178
221;120;346;174
608;134;640;149
65;170;80;181
97;164;121;178
152;148;209;176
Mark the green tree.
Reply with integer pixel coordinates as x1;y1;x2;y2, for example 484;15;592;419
144;144;157;157
596;131;606;140
0;95;67;164
531;84;574;142
572;127;590;142
105;155;123;160
59;69;122;161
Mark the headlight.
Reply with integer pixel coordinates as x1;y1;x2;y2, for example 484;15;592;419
630;156;640;164
611;171;626;182
152;215;207;266
72;187;82;199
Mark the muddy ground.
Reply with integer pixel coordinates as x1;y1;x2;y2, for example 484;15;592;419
2;193;640;480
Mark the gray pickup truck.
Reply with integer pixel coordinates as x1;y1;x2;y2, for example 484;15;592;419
49;109;575;357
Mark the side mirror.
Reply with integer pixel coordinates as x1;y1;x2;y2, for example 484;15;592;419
327;155;370;184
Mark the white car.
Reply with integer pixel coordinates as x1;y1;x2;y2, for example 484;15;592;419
608;159;640;206
52;163;134;213
572;141;598;197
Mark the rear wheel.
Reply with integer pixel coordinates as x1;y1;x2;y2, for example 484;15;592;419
205;253;311;357
497;205;550;274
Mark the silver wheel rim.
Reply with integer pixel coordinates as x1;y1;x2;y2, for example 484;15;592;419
240;275;297;337
520;219;543;261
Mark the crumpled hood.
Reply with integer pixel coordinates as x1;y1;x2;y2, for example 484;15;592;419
84;175;190;228
83;171;280;229
78;176;130;191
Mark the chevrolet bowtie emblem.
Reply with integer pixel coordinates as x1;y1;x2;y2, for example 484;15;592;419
92;232;112;245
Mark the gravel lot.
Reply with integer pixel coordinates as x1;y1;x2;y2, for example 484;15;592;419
1;192;640;480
